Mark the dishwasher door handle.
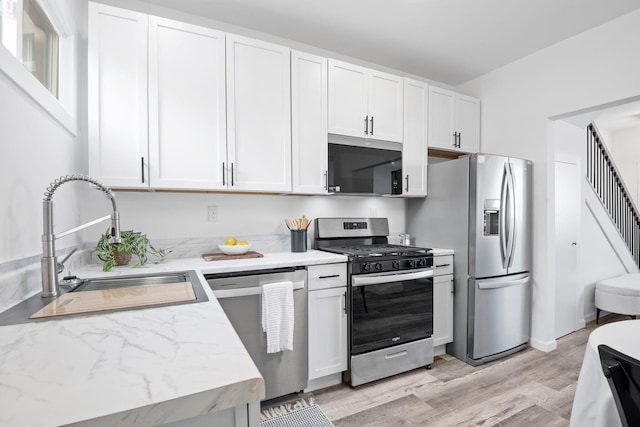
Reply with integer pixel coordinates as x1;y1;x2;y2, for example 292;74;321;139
212;281;305;298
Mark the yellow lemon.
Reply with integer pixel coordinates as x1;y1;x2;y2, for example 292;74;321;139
237;240;249;246
225;237;237;245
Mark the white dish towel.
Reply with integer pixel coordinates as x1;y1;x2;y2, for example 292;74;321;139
261;281;295;353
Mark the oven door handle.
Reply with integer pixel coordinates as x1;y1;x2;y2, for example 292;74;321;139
352;269;433;287
212;281;305;298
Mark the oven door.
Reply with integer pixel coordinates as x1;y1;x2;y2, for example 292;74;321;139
351;268;433;355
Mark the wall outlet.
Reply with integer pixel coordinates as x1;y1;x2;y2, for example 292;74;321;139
207;206;218;222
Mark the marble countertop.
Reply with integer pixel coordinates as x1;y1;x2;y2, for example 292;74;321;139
0;250;347;426
73;249;349;279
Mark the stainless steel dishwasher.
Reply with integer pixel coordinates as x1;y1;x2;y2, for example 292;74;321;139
205;267;308;401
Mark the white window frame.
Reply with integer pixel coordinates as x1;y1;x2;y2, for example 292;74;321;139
0;0;76;134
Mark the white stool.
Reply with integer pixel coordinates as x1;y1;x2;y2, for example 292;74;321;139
595;273;640;323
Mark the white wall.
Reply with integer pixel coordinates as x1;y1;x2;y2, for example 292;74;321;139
608;125;640;206
458;9;640;351
0;0;88;264
100;192;406;245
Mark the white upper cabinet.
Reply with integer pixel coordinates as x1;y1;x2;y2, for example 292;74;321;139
89;4;227;191
291;51;328;194
148;17;226;190
428;86;480;153
328;60;403;143
226;35;292;192
88;3;149;188
402;79;428;197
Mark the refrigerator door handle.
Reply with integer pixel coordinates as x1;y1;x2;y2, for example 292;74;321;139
506;163;517;269
499;164;509;268
477;276;530;290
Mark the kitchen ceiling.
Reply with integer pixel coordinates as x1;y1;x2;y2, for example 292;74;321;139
139;0;640;86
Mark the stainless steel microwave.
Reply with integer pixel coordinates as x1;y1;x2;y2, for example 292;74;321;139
327;142;402;195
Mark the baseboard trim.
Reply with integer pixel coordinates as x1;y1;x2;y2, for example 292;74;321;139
530;337;557;352
304;373;343;392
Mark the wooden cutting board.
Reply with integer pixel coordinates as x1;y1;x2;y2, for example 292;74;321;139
30;282;196;319
202;251;264;261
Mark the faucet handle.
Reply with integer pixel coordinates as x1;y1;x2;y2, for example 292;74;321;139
57;248;78;274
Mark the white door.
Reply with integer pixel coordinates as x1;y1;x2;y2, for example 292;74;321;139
433;274;454;347
328;59;368;138
402;78;428;196
226;35;292;192
148;17;226;190
368;70;403;143
456;94;480;153
308;287;348;380
554;157;580;338
427;86;456;151
291;51;328;194
88;3;149;188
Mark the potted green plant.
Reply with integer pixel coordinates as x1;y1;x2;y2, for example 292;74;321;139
96;230;170;272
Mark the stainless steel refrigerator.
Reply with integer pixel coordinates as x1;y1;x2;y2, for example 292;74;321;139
407;153;532;366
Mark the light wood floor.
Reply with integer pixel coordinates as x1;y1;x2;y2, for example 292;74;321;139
299;314;626;426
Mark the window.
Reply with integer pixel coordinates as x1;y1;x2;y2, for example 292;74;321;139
1;0;60;98
22;0;58;97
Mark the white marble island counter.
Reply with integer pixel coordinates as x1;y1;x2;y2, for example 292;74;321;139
0;272;263;426
0;250;347;426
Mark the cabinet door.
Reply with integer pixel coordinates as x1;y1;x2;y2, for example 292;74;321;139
88;3;148;188
292;51;328;194
226;35;291;192
148;18;226;190
456;94;481;153
368;71;403;143
308;287;348;380
433;274;454;347
427;86;456;151
328;59;368;138
402;79;427;196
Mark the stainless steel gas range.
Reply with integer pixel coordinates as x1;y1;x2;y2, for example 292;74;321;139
314;217;434;386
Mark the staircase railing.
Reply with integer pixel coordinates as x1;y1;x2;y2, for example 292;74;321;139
587;122;640;267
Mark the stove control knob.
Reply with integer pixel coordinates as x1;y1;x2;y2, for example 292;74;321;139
392;260;400;269
407;259;415;268
362;263;370;272
416;258;424;267
374;263;383;271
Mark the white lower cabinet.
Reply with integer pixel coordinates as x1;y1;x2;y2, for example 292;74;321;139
433;255;454;350
307;263;348;388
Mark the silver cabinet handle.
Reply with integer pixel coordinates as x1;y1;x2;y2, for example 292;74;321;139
318;274;340;279
364;116;369;135
452;132;458;147
343;291;347;315
405;174;409;192
141;157;145;184
457;132;461;148
370;116;374;135
324;170;328;191
222;162;226;186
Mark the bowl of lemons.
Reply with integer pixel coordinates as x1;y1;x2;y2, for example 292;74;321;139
219;237;252;255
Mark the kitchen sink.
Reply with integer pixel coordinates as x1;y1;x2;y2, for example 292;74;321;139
0;271;209;326
68;272;197;292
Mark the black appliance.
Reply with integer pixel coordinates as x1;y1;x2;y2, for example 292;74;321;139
327;143;402;195
314;217;434;386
